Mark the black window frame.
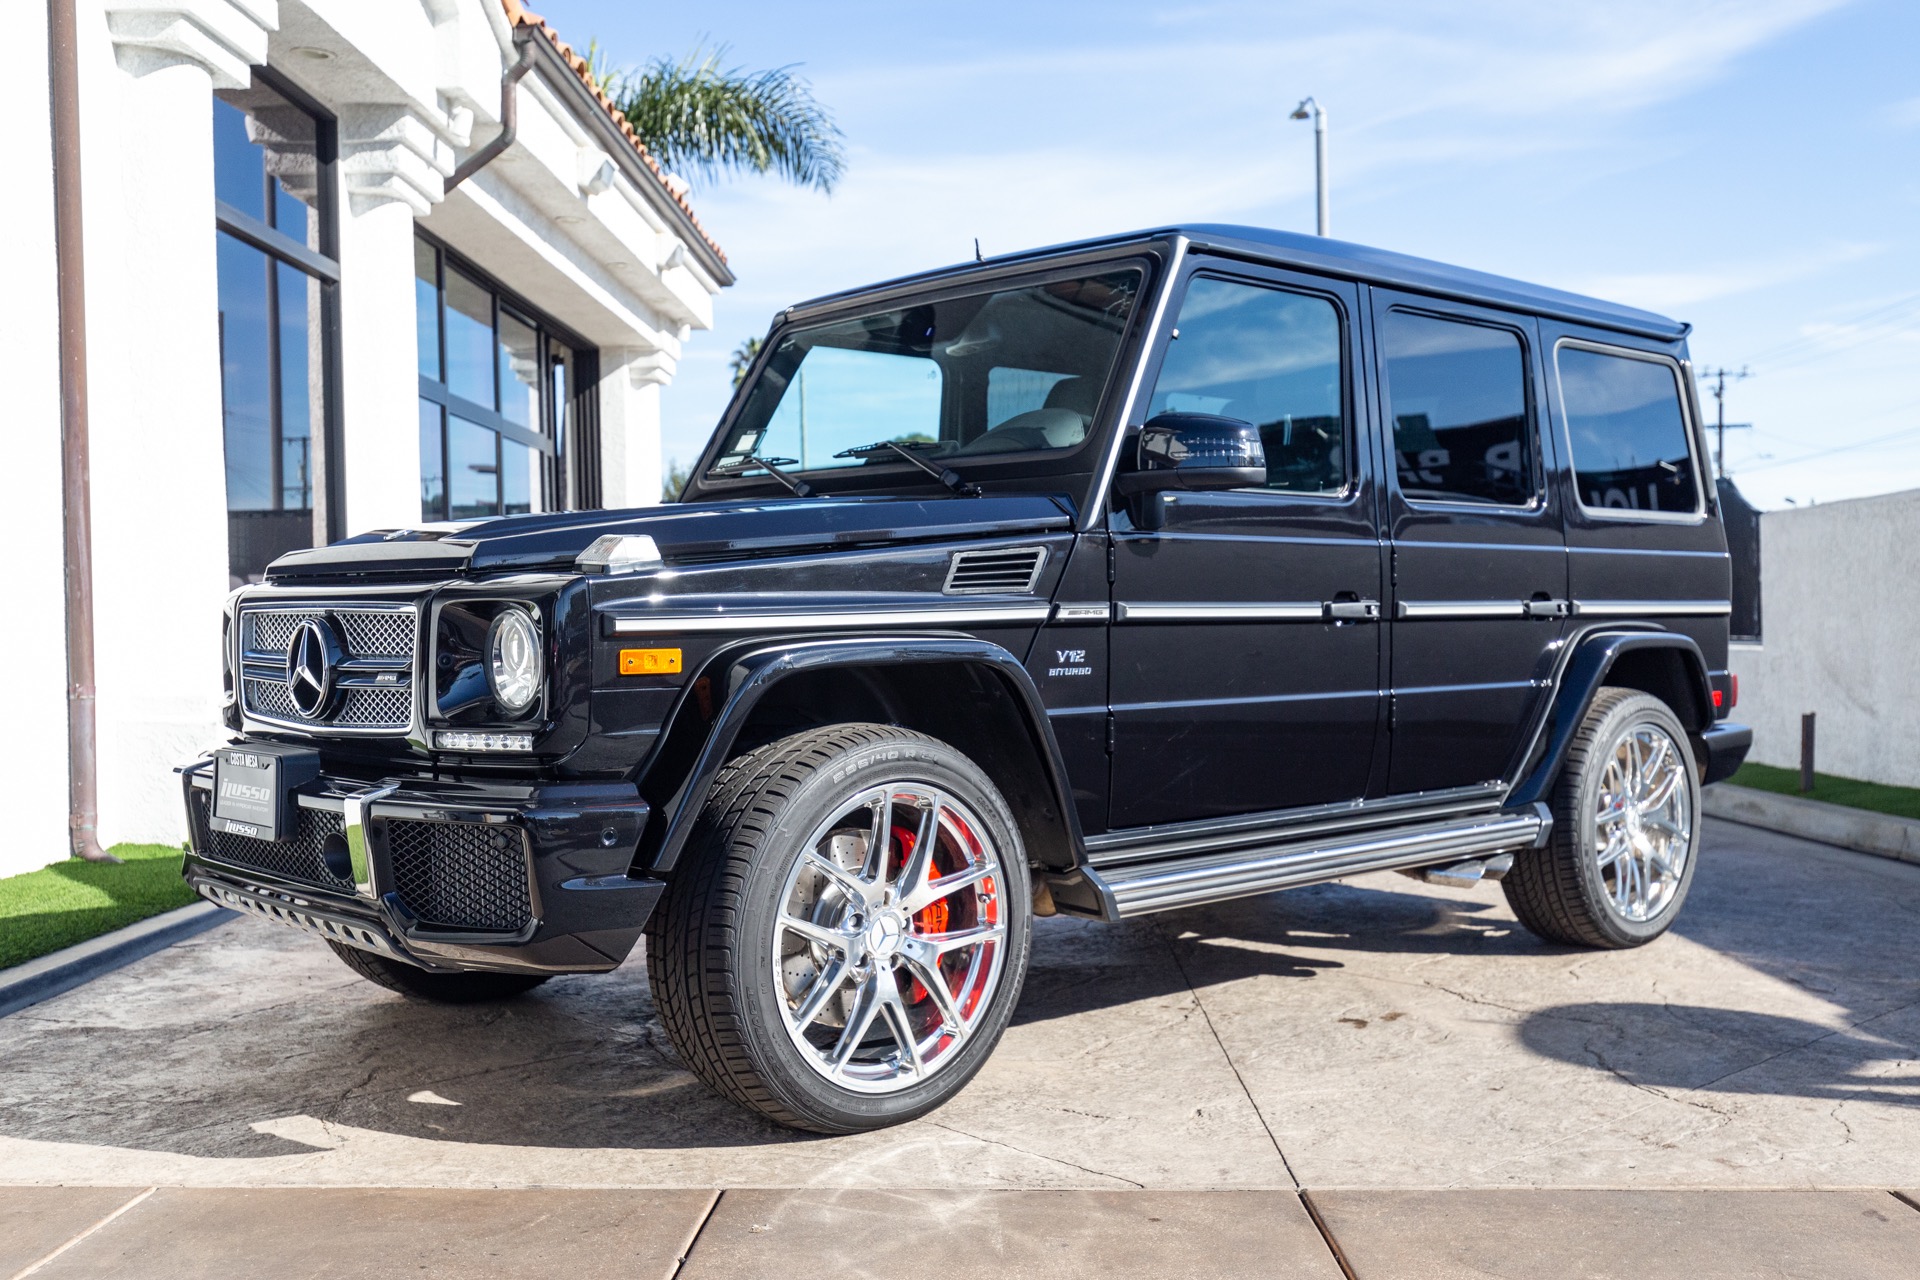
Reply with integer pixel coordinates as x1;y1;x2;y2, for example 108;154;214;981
1379;304;1545;513
212;64;346;547
1553;337;1707;524
415;230;601;520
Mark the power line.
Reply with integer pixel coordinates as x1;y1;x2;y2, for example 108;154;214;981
1734;418;1920;474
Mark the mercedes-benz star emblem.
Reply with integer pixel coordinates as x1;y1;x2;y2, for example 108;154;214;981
286;618;339;720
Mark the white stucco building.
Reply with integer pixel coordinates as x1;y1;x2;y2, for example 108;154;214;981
4;0;730;876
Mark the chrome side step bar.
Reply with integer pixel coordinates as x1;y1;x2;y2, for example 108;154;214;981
1052;810;1547;921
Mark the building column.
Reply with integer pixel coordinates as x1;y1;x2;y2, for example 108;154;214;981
334;106;456;534
86;0;273;845
0;2;69;873
598;349;674;508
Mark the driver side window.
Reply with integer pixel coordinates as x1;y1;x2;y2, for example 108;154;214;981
1148;276;1348;494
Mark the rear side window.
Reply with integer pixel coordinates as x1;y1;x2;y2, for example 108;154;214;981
1148;276;1346;494
1382;311;1534;506
1557;346;1700;516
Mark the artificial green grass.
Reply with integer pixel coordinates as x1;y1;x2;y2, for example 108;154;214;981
1728;761;1920;822
0;844;195;971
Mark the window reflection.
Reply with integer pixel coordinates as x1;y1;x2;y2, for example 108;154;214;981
419;401;446;521
1559;347;1699;514
1149;277;1347;494
449;417;498;520
415;237;582;520
213;78;334;586
1383;311;1534;506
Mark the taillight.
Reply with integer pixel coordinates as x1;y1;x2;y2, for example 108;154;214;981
1729;674;1739;708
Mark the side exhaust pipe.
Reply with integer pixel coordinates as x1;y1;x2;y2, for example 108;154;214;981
1400;852;1515;888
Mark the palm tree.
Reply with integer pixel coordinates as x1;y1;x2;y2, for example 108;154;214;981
728;336;762;388
594;44;845;194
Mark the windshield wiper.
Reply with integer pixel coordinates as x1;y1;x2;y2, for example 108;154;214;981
706;454;819;498
834;440;982;498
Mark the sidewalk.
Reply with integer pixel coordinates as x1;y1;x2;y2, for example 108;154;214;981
7;1186;1919;1278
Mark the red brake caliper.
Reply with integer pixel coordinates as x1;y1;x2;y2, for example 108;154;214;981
893;824;948;1004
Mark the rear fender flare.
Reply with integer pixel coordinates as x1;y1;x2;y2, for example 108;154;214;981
1507;629;1714;809
634;635;1084;875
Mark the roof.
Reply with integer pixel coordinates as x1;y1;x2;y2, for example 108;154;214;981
789;224;1688;341
498;0;727;269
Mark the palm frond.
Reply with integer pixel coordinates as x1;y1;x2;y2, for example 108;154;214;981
606;43;845;194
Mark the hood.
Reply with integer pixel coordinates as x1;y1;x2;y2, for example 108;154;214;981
264;493;1077;582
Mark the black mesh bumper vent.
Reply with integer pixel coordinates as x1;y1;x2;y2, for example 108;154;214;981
384;819;532;933
189;788;352;891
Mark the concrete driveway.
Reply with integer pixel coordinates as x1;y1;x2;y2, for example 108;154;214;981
4;818;1918;1276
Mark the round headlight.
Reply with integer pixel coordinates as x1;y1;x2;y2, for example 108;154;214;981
486;608;543;715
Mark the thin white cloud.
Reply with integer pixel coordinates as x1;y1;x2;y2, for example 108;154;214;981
1563;243;1881;310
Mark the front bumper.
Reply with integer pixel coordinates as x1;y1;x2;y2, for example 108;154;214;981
181;756;662;975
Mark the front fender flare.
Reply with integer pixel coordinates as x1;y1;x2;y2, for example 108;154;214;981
635;634;1083;875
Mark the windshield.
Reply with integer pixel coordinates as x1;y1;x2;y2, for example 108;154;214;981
710;267;1143;479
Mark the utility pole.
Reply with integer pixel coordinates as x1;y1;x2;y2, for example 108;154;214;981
1698;366;1751;476
1290;97;1328;236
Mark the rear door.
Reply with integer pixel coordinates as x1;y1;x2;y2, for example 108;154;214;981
1107;261;1385;828
1371;291;1569;796
1537;323;1729;666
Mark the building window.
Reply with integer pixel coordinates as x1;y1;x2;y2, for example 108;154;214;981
414;236;599;521
213;73;341;586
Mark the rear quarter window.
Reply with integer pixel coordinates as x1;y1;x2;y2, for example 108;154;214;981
1557;345;1700;516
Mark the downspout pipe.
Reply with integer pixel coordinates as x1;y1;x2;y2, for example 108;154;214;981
48;0;114;862
445;29;538;192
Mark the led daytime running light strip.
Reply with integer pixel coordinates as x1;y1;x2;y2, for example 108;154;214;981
435;730;534;753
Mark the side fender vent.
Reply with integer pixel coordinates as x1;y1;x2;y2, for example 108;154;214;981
944;546;1047;595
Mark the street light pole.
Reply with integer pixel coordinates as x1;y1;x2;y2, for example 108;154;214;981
1290;96;1328;236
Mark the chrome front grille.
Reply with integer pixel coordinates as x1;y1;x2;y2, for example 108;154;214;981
238;603;418;734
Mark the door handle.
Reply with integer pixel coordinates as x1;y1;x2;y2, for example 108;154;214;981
1323;598;1381;621
1523;598;1571;619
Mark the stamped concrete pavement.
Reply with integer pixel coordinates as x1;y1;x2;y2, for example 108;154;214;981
2;818;1918;1275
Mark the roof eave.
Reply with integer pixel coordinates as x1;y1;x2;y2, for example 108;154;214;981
522;35;734;288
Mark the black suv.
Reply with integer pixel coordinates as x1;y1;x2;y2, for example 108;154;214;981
182;225;1751;1133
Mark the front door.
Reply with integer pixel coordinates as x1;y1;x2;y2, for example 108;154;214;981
1108;263;1384;829
1371;291;1569;796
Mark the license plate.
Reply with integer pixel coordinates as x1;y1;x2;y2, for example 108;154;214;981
211;744;320;842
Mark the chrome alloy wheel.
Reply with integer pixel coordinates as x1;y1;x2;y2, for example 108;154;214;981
771;784;1008;1094
1593;723;1693;923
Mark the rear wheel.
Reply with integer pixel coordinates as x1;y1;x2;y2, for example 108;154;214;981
327;941;551;1003
646;723;1031;1133
1504;687;1701;948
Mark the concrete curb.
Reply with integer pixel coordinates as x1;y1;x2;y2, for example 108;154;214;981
0;901;234;1019
1705;784;1920;866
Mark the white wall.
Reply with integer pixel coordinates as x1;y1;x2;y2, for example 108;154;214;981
11;0;721;866
0;3;72;877
1729;488;1920;788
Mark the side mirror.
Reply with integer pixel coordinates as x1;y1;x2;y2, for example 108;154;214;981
1113;413;1266;496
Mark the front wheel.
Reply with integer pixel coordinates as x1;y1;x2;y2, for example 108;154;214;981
646;724;1031;1133
1504;687;1702;948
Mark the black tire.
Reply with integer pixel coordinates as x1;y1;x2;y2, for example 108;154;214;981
327;941;551;1003
646;723;1033;1134
1505;686;1702;948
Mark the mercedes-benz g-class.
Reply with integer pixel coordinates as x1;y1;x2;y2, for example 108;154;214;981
182;225;1751;1133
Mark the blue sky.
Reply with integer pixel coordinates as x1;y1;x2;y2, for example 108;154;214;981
539;0;1919;510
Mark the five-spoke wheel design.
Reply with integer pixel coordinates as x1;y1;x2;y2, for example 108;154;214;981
773;784;1007;1093
1592;722;1693;923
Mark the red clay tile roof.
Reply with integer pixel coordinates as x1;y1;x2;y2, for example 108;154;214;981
500;0;727;265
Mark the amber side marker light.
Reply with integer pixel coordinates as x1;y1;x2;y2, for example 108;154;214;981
620;647;683;675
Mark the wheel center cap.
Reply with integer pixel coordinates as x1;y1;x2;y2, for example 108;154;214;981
864;911;907;958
